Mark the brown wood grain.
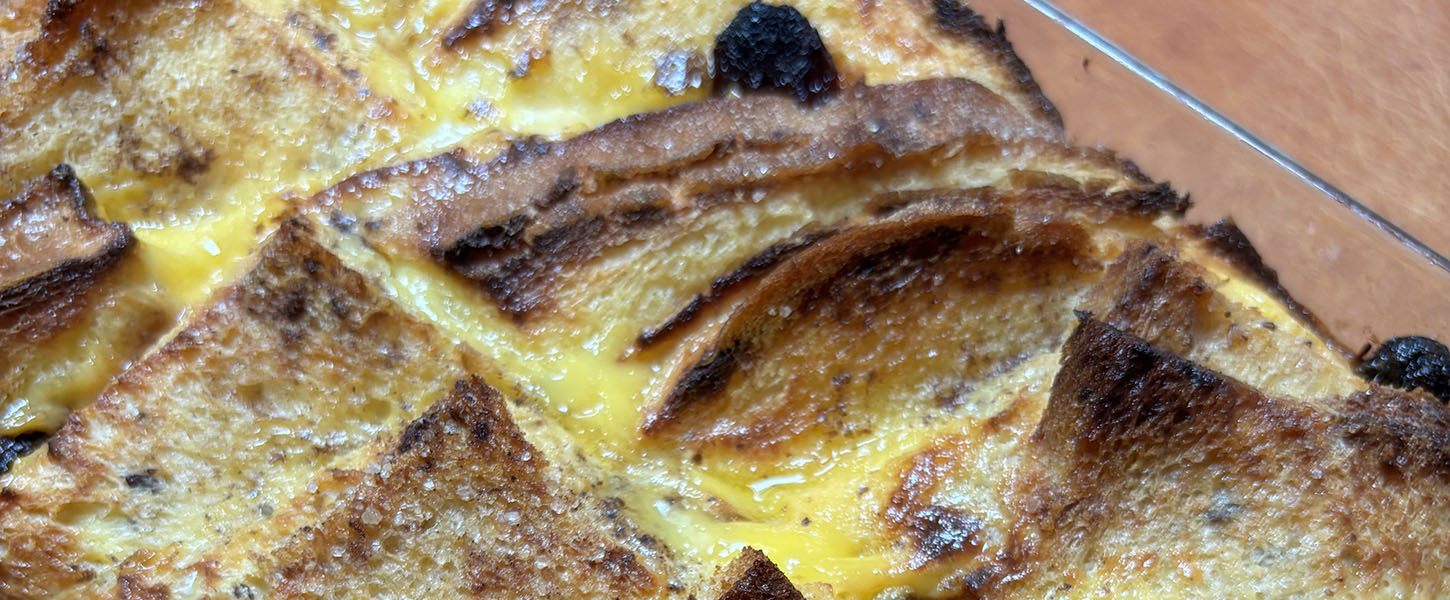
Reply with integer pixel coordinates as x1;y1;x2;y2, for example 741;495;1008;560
964;0;1450;345
1052;0;1450;257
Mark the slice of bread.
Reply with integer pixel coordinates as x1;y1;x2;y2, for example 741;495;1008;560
290;77;1379;597
0;0;1098;446
1012;317;1450;597
2;0;1442;598
0;219;810;599
0;165;170;441
262;376;668;600
0;220;491;598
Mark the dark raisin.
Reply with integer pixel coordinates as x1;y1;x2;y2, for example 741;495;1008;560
1357;336;1450;402
0;432;45;475
712;2;839;103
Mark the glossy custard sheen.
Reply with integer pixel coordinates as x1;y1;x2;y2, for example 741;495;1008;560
315;207;1360;598
1;1;1376;598
2;0;1041;439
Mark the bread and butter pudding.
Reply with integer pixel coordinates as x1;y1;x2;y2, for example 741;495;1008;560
2;1;1449;598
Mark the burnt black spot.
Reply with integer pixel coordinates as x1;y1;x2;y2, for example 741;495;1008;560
962;565;997;592
601;497;625;519
0;433;45;475
906;505;984;562
592;548;644;581
657;344;744;424
124;468;162;492
328;211;357;233
1358;336;1450;402
469;418;491;444
713;2;839;103
117;125;214;183
328;295;350;319
619;204;668;228
278;287;309;322
441;214;531;266
396;413;438;454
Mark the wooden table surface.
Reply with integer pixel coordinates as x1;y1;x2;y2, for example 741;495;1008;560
1052;0;1450;257
970;0;1450;344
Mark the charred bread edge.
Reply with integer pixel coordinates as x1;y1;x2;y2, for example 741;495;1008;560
931;0;1063;131
0;164;133;322
1189;219;1350;357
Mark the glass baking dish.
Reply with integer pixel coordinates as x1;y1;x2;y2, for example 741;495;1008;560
970;0;1450;348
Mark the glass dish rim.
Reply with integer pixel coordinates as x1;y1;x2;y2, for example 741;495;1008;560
1023;0;1450;276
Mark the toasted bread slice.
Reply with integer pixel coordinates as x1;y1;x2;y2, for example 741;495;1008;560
701;548;809;600
0;218;810;599
0;166;128;288
642;186;1160;451
241;0;1063;141
0;165;170;440
293;75;1369;595
261;376;668;599
1082;241;1362;402
314;79;1157;359
852;317;1447;598
0;220;492;598
0;0;404;218
1007;317;1450;596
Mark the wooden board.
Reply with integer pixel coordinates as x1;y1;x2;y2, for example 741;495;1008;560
965;0;1450;346
1048;0;1450;258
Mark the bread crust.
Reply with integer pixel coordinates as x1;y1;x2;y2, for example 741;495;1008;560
0;164;131;341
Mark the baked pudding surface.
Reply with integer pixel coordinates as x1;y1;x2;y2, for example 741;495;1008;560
1;1;1448;598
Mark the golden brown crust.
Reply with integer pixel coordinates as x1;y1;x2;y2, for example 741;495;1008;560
267;376;664;599
929;0;1062;130
1339;386;1450;475
632;181;1182;353
1005;316;1450;596
0;218;492;599
883;440;987;569
1077;242;1219;357
0;0;114;119
0;164;131;334
420;79;1174;324
707;548;804;600
0;502;92;597
1079;239;1364;402
1034;316;1267;465
1189;218;1347;355
642;185;1179;449
423;79;1063;314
